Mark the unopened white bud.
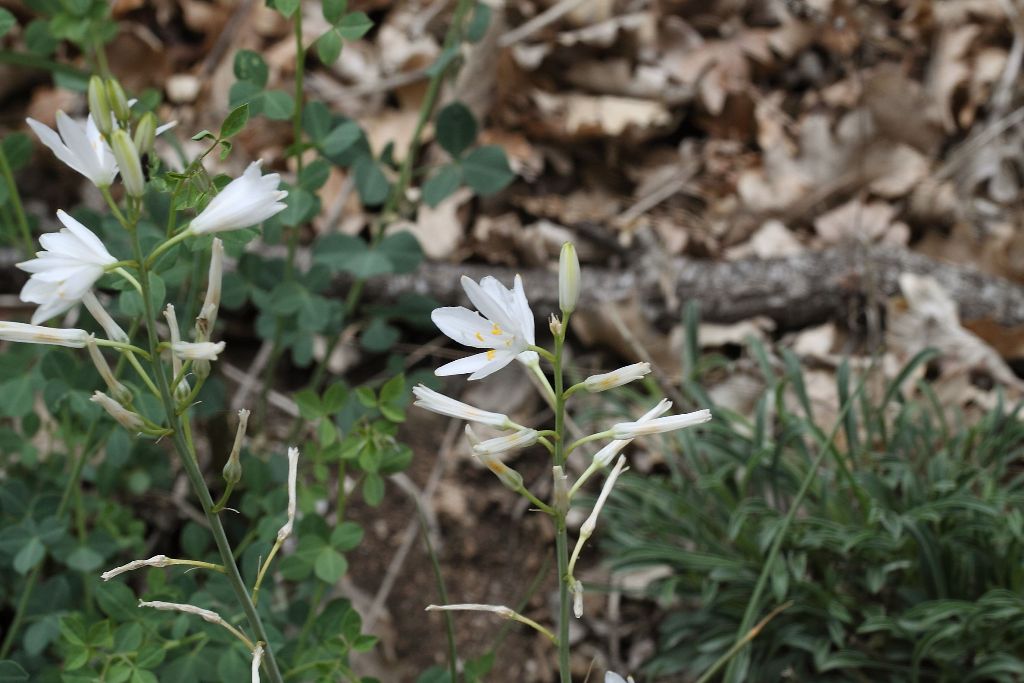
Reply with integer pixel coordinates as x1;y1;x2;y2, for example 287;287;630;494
88;76;112;137
549;313;562;337
195;238;224;343
583;362;650;393
611;409;712;439
559;242;580;314
87;336;132;405
0;322;88;348
573;580;583;618
474;450;524;491
472;429;538;456
91;391;145;431
111;129;144;197
83;291;129;343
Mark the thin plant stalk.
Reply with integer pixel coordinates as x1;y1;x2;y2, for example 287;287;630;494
0;143;32;255
129;226;285;683
415;493;458;683
552;319;571;682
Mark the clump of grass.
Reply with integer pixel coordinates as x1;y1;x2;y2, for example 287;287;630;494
601;305;1024;682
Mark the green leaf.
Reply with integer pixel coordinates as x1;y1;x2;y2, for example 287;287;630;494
336;12;373;40
323;383;348;413
323;0;347;24
313;234;392;278
2;133;33;171
360;318;399;353
321;121;362;156
262;90;295;120
220;103;249;138
462;145;514;195
422;163;463;207
314;546;348;583
66;545;103;572
426;46;458;77
353;155;389;206
191;129;216;142
466;2;492;43
303;101;333;142
362;473;384;506
436;102;477;157
0;661;29;682
278;187;318;227
24;20;57;56
14;537;44;574
295;389;324;420
270;0;300;18
0;371;39;419
316;29;342;64
233;49;268;87
379;374;407;423
0;8;16;38
331;522;364;551
377;230;423;273
269;281;308;316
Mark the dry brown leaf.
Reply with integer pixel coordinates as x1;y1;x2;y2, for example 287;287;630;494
406;188;472;260
529;91;672;140
814;198;909;246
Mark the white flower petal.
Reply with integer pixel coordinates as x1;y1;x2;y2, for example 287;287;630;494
431;307;508;349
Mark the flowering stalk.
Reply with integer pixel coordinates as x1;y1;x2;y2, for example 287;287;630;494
127;219;285;683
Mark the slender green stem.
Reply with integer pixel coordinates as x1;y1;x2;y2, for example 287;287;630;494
551;319;571;682
529;345;557;364
565;431;612;456
99;187;130;227
696;602;793;683
91;35;111;79
93;338;150;358
114;267;143;294
518;485;554;514
0;143;32;256
125;351;161;397
146;229;192;267
415;493;459;683
129;230;285;683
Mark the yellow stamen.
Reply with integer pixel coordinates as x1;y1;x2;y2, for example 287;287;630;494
475;332;485;342
486;350;496;360
491;323;503;336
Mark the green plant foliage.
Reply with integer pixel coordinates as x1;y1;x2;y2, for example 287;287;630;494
601;312;1024;682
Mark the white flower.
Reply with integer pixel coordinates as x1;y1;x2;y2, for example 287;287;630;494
17;210;116;324
101;555;171;581
432;274;536;380
0;321;88;347
413;384;513;428
606;673;635;683
472;428;538;456
593;399;671;467
189;161;288;235
611;408;712;439
26;112;118;187
171;341;226;361
583;362;651;393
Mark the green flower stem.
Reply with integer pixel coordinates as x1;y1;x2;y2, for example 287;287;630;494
697;601;793;683
518;485;554;515
251;537;286;606
145;228;192;267
125;350;161;398
93;338;150;358
552;318;571;683
129;229;285;683
568;461;600;499
529;345;557;364
99;187;130;227
0;142;32;256
113;267;143;294
564;430;612;457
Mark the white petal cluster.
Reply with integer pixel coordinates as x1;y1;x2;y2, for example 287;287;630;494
0;321;88;348
412;384;512;428
26;112;119;187
592;399;671;467
190;161;288;235
432;275;536;380
17;211;116;324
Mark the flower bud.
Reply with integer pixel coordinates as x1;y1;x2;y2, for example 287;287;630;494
111;129;145;197
91;390;145;432
559;242;580;314
468;427;525;491
548;313;562;338
87;335;132;405
88;76;112;137
195;238;223;343
105;79;131;122
83;291;129;343
223;409;249;486
133;111;157;155
583;362;651;393
572;580;584;618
